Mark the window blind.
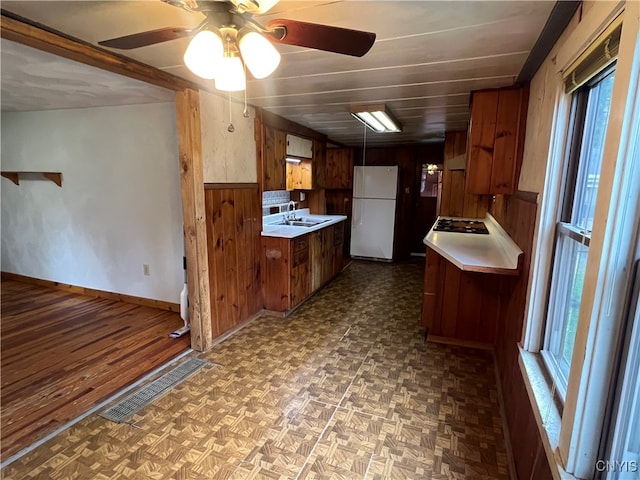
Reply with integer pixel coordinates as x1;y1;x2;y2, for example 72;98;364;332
564;21;622;94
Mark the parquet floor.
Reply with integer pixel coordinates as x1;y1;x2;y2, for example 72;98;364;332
2;261;511;479
1;280;190;460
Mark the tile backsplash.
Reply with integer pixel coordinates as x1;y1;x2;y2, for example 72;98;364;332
262;190;292;216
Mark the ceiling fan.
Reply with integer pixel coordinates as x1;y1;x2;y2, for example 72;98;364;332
98;0;376;91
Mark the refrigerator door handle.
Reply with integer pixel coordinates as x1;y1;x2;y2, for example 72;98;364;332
353;200;363;226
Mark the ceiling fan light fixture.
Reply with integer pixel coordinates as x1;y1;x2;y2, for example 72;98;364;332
350;104;402;133
238;31;281;79
183;30;223;80
215;54;246;91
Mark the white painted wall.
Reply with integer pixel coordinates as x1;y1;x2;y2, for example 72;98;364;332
200;90;257;183
1;102;184;303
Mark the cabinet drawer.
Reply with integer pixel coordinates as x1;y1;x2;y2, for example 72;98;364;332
293;237;308;253
292;248;309;268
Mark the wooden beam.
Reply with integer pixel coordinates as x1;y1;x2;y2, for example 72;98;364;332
0;13;203;92
515;1;582;84
176;89;213;352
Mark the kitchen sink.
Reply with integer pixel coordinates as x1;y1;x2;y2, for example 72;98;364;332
288;221;320;227
268;217;329;227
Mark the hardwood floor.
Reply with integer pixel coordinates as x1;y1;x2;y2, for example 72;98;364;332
0;279;190;460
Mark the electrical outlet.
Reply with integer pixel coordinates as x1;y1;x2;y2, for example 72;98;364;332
143;264;150;276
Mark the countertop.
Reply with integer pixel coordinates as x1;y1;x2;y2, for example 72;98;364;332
423;214;523;275
262;208;347;239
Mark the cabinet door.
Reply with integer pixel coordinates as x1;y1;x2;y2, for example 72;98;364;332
325;148;354;189
286;162;301;191
333;222;345;275
263;126;286;191
465;91;498;195
310;231;323;291
465;87;527;195
492;89;524;194
290;236;309;306
322;226;334;285
262;236;290;312
313;140;326;188
300;161;313;189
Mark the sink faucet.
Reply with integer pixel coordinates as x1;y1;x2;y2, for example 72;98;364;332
287;201;296;220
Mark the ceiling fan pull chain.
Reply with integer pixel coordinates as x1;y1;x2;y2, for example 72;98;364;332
227;91;235;133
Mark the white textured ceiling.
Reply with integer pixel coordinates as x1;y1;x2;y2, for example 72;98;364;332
0;1;555;145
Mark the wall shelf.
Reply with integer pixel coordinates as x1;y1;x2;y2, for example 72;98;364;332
1;171;63;187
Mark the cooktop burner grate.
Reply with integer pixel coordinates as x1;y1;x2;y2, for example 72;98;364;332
433;218;489;234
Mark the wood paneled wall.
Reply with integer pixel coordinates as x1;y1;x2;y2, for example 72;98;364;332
491;192;553;480
325;190;353;261
204;184;262;339
353;144;443;259
440;131;490;219
422;250;501;344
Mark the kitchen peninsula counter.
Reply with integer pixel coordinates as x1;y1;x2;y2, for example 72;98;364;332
423;213;522;275
421;213;524;345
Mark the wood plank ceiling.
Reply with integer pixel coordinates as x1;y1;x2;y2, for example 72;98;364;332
0;1;556;146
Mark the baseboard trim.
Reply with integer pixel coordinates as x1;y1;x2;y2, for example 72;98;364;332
1;271;180;313
427;335;494;350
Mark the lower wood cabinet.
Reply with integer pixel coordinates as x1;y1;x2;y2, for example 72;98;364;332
263;222;345;313
422;247;502;344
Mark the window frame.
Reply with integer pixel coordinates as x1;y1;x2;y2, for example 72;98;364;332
519;4;640;477
540;66;615;401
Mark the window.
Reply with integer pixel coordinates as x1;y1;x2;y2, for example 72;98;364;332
541;67;616;398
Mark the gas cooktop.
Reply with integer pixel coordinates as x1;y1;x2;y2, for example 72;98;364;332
433;218;489;234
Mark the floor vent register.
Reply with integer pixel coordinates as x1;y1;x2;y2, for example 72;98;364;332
100;357;208;424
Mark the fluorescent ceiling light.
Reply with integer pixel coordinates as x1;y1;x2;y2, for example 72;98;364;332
355;112;385;132
350;104;402;133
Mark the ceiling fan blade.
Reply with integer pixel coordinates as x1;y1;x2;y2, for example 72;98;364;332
265;19;375;57
98;27;193;50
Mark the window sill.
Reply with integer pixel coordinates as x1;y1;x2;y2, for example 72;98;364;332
518;347;576;480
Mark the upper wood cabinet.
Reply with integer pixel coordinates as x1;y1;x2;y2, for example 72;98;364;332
465;86;528;195
313;139;326;188
323;148;354;189
286;139;327;191
286;160;313;190
286;134;313;158
263;125;287;191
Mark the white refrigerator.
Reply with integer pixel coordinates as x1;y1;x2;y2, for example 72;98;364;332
350;165;398;260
